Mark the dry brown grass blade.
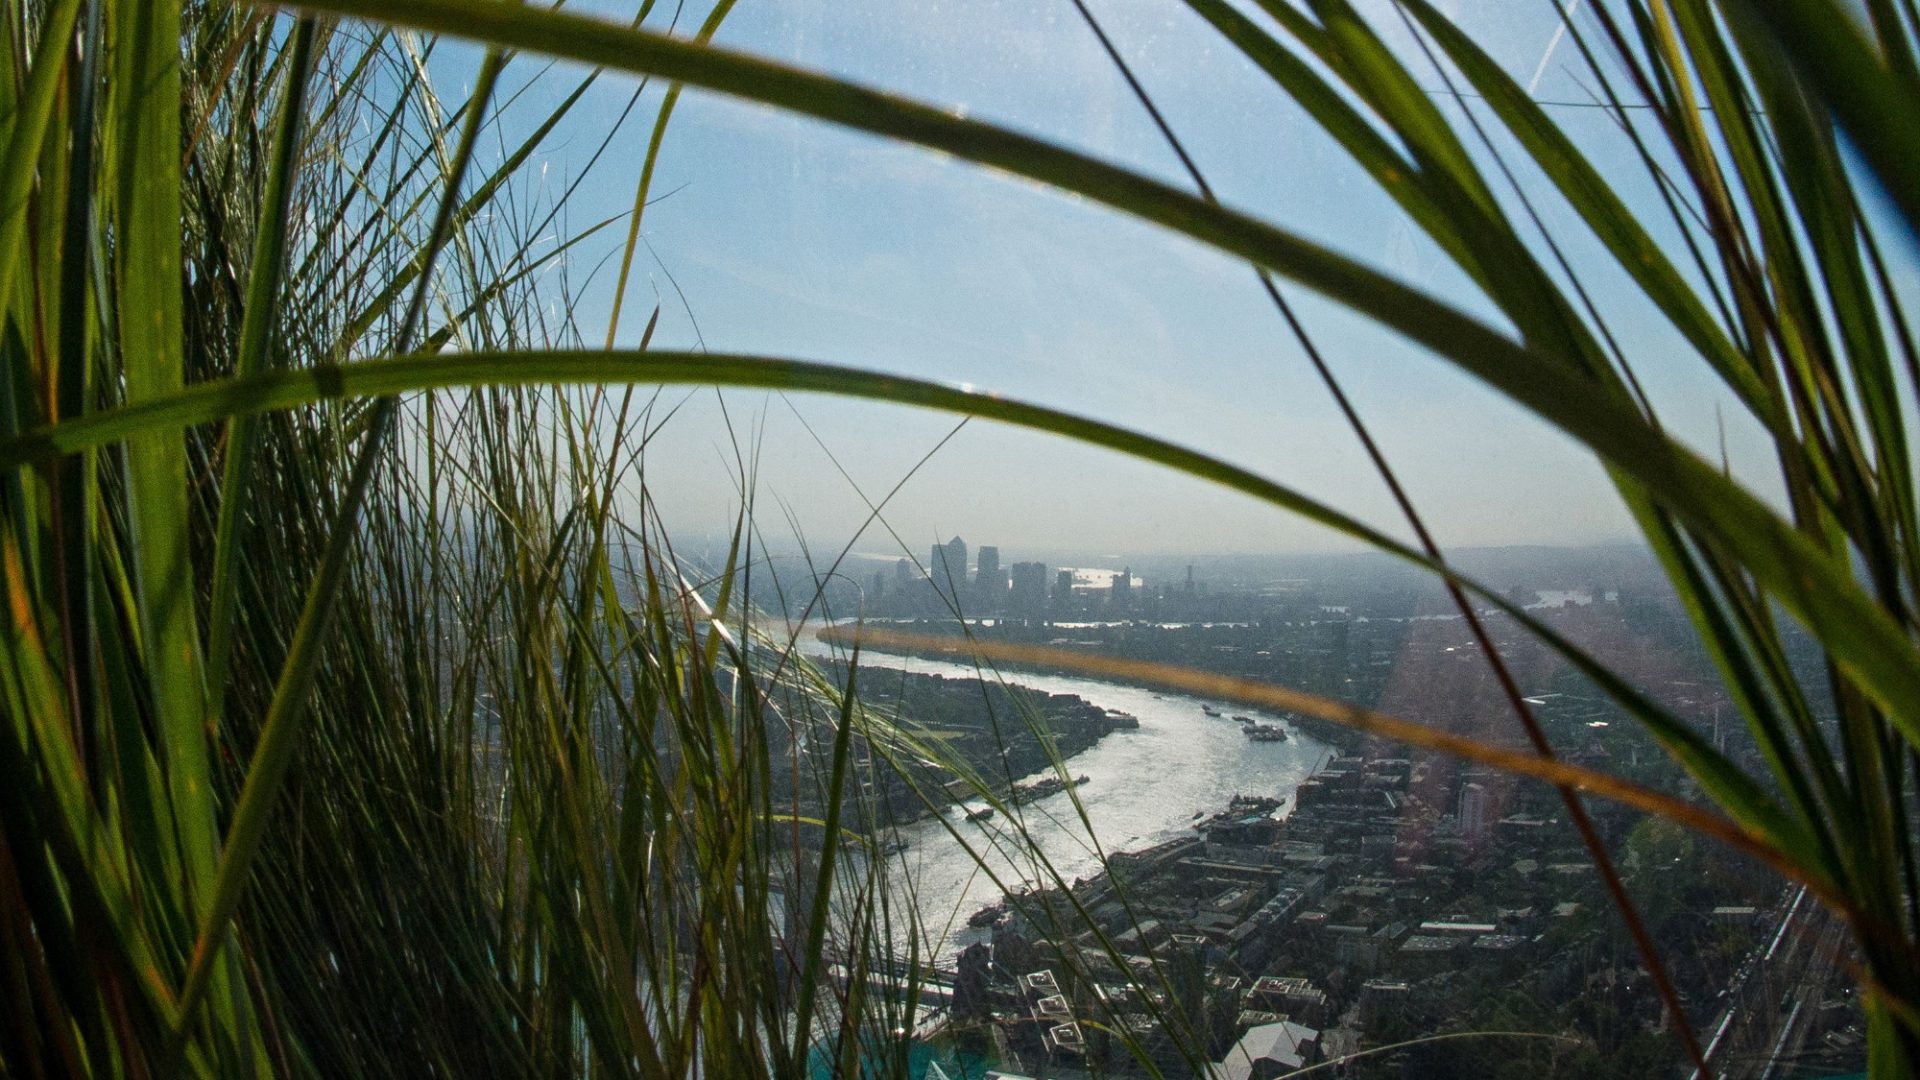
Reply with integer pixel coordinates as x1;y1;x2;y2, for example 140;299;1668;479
822;624;1847;913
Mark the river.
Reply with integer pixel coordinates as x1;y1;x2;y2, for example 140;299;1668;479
792;630;1334;959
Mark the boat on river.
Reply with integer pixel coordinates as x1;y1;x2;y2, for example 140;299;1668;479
967;902;1006;928
1195;793;1284;833
965;806;996;822
1011;774;1089;805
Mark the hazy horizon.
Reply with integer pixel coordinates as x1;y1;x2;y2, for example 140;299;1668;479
688;535;1667;592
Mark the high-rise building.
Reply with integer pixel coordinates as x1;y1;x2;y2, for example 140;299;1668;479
1456;782;1488;840
976;546;1000;584
1055;569;1076;605
895;558;913;588
1011;561;1048;615
975;546;1005;610
1110;567;1132;608
930;536;968;601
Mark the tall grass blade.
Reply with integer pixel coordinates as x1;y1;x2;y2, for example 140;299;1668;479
206;16;320;697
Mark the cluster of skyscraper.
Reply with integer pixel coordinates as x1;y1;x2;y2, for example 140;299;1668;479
920;537;1054;615
866;536;1125;617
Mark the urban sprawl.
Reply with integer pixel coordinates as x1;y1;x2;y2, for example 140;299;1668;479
811;540;1865;1079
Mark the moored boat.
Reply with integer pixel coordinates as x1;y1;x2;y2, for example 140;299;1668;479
1011;774;1090;804
967;902;1006;928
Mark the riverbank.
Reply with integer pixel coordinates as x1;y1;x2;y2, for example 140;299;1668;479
813;618;1367;753
796;638;1334;959
809;658;1139;830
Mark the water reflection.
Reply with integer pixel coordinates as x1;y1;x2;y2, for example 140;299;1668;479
797;633;1332;957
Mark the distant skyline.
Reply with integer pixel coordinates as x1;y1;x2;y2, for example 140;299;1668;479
478;0;1860;555
700;536;1666;594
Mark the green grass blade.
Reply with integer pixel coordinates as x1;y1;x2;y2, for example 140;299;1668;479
0;348;1831;849
206;16;320;698
172;43;508;1039
171;397;397;1038
111;0;221;943
1720;2;1920;596
1179;0;1506;291
1393;0;1776;421
788;647;859;1069
606;0;734;347
262;0;1920;800
48;0;104;769
340;65;600;349
1297;0;1610;374
1722;0;1920;238
33;312;1920;761
0;0;82;314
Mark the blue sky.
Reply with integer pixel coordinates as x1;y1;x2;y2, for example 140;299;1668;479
444;0;1876;559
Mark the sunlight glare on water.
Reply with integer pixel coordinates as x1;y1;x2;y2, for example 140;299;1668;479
798;629;1330;955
